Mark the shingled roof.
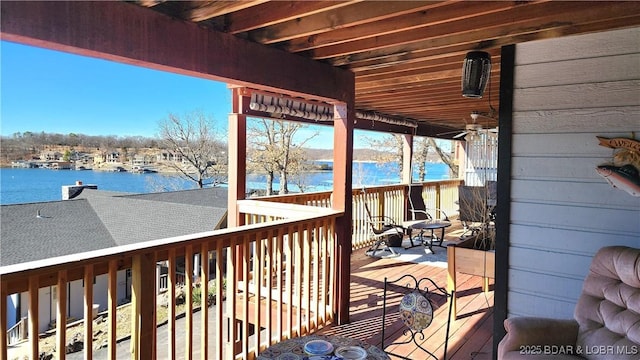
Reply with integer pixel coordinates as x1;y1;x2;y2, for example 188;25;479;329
0;187;228;266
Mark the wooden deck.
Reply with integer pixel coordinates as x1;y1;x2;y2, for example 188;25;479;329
318;228;495;359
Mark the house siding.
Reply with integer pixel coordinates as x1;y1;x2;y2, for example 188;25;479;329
18;271;129;333
508;27;640;319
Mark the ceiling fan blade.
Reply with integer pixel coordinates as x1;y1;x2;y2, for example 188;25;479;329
436;130;463;136
453;131;468;139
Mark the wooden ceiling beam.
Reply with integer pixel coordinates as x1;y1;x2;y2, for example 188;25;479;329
305;1;555;58
356;68;461;90
246;1;445;44
311;1;640;60
284;1;518;52
334;42;474;69
0;1;354;103
134;0;166;8
355;58;501;84
352;51;499;78
223;1;358;34
182;0;269;22
334;12;640;70
356;73;500;93
390;102;498;114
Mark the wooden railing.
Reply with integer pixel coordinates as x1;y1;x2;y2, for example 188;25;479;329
351;184;405;249
255;180;463;249
420;179;464;219
1;180;462;359
6;317;27;346
0;200;341;360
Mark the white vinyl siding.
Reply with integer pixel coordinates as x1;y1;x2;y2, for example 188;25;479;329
508;27;640;319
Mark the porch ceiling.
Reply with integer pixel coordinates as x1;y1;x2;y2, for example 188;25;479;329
130;0;640;138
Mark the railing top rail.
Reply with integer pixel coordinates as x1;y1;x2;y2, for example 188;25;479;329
237;199;338;217
255;190;332;201
414;179;463;185
250;180;462;201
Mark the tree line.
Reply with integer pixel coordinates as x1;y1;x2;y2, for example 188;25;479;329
2;111;457;192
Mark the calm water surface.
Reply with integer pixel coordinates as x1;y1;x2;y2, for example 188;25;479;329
0;162;449;205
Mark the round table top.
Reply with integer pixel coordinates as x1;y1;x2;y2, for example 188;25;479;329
402;219;451;230
257;334;390;360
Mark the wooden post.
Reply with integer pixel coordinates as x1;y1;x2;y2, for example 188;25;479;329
57;270;68;360
332;101;354;325
229;88;247;289
1;281;8;360
403;134;414;220
228;87;247;228
131;253;156;359
402;134;413;185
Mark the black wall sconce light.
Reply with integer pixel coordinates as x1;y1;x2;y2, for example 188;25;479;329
461;51;491;98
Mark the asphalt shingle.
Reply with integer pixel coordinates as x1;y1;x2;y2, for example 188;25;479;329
1;187;228;266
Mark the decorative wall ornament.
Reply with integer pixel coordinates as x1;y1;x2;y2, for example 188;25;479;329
596;136;640;197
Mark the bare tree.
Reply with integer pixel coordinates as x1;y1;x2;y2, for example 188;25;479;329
158;111;227;188
414;137;431;182
365;134;405;180
366;134;458;181
247;118;318;195
428;137;458;178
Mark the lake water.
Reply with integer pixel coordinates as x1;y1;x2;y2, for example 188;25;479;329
0;162;449;205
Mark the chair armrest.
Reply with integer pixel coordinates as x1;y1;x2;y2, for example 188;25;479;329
409;208;449;221
367;216;405;236
369;215;400;226
426;207;449;221
498;317;578;358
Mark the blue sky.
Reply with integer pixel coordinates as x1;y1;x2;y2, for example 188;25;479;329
1;40;373;149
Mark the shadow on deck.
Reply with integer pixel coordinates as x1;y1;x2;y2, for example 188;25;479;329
319;225;495;359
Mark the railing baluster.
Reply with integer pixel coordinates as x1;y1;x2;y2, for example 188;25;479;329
253;233;262;355
167;248;177;360
265;229;273;347
303;223;311;334
57;270;68;360
320;219;329;322
329;218;336;322
201;242;209;360
313;221;320;330
294;224;302;336
107;261;117;359
276;227;284;342
229;237;240;358
241;235;250;360
185;245;193;360
215;240;224;360
84;264;93;360
285;226;293;339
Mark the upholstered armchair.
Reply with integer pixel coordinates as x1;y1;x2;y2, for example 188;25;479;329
498;246;640;359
